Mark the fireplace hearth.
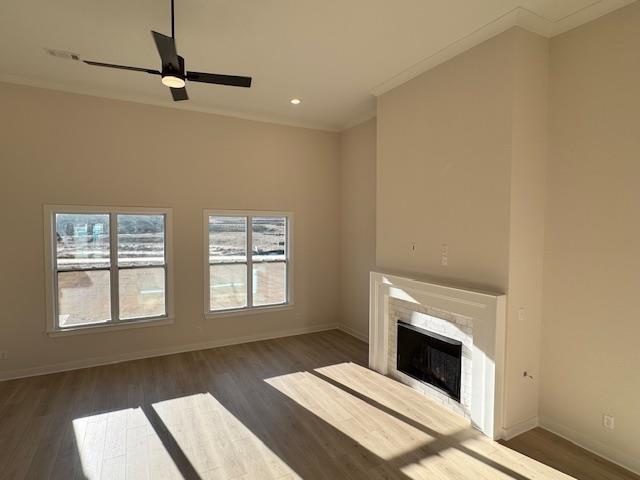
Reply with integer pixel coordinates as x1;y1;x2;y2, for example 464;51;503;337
397;320;463;402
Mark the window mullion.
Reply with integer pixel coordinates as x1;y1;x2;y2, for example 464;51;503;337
52;211;60;329
109;212;118;322
163;214;169;318
285;217;289;304
246;216;253;308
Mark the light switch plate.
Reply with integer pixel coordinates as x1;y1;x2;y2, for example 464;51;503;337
441;244;448;266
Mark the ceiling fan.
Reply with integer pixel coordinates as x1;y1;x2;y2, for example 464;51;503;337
82;0;252;101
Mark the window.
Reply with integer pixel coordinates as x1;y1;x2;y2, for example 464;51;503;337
44;206;173;334
204;210;292;315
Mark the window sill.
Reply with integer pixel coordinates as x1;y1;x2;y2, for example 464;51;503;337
47;316;174;337
205;303;294;319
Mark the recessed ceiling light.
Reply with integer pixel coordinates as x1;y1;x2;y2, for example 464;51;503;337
290;98;301;105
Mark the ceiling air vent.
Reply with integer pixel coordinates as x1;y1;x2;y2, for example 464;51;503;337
45;48;80;61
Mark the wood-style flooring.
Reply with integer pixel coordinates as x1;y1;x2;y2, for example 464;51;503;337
501;427;638;480
0;329;637;479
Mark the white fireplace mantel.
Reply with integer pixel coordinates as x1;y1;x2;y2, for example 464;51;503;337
369;270;507;439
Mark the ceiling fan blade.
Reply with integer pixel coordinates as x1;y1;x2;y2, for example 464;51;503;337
151;31;180;71
170;87;188;101
186;71;252;88
84;60;160;75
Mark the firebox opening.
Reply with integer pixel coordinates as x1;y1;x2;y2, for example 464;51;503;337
396;320;462;402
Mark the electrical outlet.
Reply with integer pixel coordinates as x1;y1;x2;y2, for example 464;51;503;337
441;244;448;266
517;308;525;322
0;351;8;360
603;414;615;430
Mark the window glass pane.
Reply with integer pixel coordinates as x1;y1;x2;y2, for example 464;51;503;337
55;213;110;271
118;214;165;267
252;217;286;262
209;216;247;263
210;264;247;310
119;267;166;320
57;270;111;327
253;262;286;306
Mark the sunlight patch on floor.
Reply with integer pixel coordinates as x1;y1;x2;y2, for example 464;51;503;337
315;362;470;434
152;393;298;479
264;367;441;462
72;407;179;480
308;363;570;480
72;393;299;480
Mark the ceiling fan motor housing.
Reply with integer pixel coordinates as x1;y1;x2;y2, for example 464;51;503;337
163;55;185;80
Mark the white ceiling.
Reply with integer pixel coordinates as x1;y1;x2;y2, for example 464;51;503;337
0;0;633;130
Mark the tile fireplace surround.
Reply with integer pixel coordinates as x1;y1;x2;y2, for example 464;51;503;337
369;270;507;439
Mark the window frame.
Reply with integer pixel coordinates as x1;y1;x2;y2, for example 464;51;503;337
43;205;175;336
203;209;294;318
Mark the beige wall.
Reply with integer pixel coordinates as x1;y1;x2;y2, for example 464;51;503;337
541;2;640;471
0;83;341;377
377;8;639;470
503;29;548;430
377;31;514;293
339;119;376;339
377;28;549;433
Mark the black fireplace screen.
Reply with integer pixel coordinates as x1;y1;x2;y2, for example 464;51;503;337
397;321;462;402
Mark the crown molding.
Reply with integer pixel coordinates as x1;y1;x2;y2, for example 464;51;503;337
371;0;636;97
341;110;377;131
551;0;636;35
0;73;341;133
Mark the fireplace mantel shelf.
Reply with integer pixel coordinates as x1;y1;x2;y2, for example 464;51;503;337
371;268;505;298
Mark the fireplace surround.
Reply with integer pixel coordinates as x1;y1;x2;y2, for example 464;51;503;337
369;270;507;439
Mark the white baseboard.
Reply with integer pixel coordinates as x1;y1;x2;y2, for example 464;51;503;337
337;324;369;343
539;416;640;476
502;416;539;440
0;323;340;382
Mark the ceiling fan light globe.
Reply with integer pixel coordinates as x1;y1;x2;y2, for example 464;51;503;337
162;75;185;88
